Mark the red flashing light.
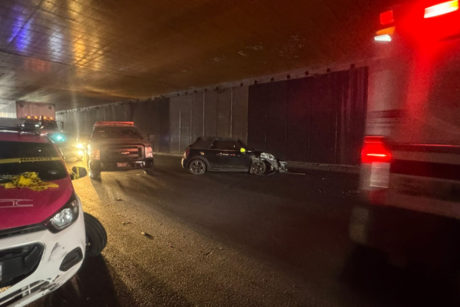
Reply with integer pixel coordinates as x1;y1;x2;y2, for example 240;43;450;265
361;136;392;163
380;10;394;25
424;0;458;18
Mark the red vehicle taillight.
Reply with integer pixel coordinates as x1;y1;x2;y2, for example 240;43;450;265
184;149;190;158
361;136;392;164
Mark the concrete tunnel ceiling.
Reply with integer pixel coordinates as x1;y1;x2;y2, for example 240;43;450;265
0;0;396;110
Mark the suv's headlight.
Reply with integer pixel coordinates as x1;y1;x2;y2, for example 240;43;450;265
145;146;153;158
43;195;79;233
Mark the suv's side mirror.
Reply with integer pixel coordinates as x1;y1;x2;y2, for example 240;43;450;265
70;166;88;180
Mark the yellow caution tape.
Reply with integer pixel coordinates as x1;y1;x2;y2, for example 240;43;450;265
0;157;63;164
67;167;79;180
0;172;59;191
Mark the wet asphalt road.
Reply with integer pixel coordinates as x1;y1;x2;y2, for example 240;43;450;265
30;156;460;307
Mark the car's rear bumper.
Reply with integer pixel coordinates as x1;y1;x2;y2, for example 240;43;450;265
90;158;154;172
0;199;86;307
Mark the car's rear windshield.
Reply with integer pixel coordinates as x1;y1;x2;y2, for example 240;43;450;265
91;126;143;140
0;141;67;182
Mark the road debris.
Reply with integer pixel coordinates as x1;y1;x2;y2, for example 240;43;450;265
116;197;123;201
141;232;153;239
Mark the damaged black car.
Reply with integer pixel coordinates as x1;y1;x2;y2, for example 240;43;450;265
181;137;287;176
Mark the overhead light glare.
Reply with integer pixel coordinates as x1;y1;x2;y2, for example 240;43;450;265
424;0;458;18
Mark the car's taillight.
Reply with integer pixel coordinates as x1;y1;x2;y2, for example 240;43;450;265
184;149;190;158
361;136;392;164
91;148;100;160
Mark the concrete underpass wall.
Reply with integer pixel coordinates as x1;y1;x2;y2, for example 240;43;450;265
248;67;367;165
168;87;248;153
57;67;366;165
57;87;249;154
0;103;16;117
57;103;131;137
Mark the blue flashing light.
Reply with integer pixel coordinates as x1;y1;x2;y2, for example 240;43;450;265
52;134;66;142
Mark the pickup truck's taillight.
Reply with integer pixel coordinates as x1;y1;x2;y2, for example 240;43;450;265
145;146;153;158
184;149;190;158
91;148;100;160
361;136;392;164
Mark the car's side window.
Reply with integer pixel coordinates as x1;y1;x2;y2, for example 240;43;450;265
212;141;239;150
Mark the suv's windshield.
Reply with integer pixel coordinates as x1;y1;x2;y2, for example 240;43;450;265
0;141;67;182
92;126;143;140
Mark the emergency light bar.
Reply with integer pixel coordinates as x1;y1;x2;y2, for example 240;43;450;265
0;118;40;135
375;0;460;43
26;115;54;120
93;121;135;127
424;0;459;18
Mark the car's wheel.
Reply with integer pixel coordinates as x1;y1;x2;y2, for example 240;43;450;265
84;213;107;257
189;159;206;175
251;160;267;176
